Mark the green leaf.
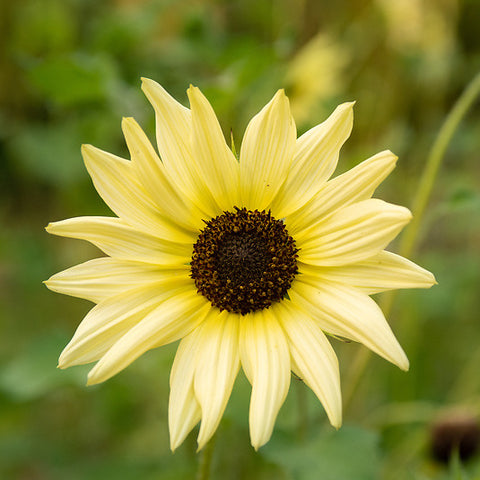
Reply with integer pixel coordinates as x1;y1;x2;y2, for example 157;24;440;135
8;121;86;186
261;424;381;480
27;54;113;107
0;332;87;400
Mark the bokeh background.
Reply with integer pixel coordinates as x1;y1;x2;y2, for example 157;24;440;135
1;0;480;478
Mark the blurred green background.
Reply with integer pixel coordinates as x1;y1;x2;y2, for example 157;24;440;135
1;0;480;478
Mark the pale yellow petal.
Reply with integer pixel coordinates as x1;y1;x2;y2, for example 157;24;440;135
298;199;412;266
59;278;190;368
46;216;192;265
141;78;218;217
121;117;204;232
291;280;409;370
272;102;354;218
87;287;211;385
194;310;240;450
288;150;398;237
44;257;187;303
274;301;342;428
240;310;290;450
187;86;241;210
239;90;296;211
298;250;436;294
82;143;194;241
169;330;203;451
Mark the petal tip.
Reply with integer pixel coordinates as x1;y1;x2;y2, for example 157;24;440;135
384;149;398;161
86;374;100;386
333;421;342;431
58;349;74;369
141;77;163;102
186;84;202;103
57;357;69;369
80;143;95;156
398;355;410;372
121;116;135;126
425;271;438;287
329;411;343;430
169;435;182;453
140;77;155;90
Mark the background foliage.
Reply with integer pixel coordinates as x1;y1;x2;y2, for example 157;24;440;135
1;0;479;478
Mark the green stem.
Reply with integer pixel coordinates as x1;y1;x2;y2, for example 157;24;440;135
196;436;216;480
343;71;480;411
399;70;480;259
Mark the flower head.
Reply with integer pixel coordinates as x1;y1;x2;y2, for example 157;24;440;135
45;79;435;451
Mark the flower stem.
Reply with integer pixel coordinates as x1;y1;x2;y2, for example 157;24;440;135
399;70;480;259
196;436;216;480
343;70;480;411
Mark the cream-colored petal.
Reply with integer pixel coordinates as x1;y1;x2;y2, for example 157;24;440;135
169;329;203;451
141;78;218;217
194;310;240;450
87;287;211;385
59;277;190;367
290;279;409;370
288;150;398;237
274;301;342;428
271;102;354;218
82;144;194;241
298;250;436;294
240;310;290;450
122;117;204;232
239;90;296;211
45;258;188;303
187;86;240;210
297;199;412;266
46;216;192;265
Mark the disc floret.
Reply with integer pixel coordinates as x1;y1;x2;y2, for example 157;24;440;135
191;207;298;315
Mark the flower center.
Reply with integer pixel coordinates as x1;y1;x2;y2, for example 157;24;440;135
190;207;298;315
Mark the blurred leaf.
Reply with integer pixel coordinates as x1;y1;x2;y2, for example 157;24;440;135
10;0;77;56
8;121;86;186
261;424;381;480
447;188;480;210
27;54;114;107
0;332;87;400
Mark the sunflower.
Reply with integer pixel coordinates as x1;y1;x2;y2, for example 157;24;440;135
45;79;435;451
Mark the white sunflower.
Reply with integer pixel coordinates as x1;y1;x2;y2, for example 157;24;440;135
45;79;436;451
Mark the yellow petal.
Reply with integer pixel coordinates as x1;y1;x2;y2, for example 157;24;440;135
82;143;194;240
169;330;203;451
240;310;290;450
121;117;204;232
141;78;219;217
288;150;398;237
291;280;409;370
187;85;240;210
239;90;296;211
272;102;354;218
87;287;210;385
298;250;436;294
194;310;241;450
46;216;192;265
298;199;412;266
44;257;188;303
274;300;342;428
59;278;190;368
